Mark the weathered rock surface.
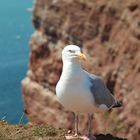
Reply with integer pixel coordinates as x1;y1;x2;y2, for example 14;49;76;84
22;0;140;140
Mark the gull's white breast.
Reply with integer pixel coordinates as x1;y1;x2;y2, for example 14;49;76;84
56;69;96;113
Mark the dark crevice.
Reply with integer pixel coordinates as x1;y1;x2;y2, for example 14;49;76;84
32;15;41;29
128;4;139;12
101;24;112;43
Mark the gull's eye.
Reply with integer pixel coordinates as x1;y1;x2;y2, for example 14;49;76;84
68;50;75;53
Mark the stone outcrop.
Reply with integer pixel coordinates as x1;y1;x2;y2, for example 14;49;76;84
22;0;140;140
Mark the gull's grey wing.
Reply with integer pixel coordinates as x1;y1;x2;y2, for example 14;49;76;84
85;71;116;109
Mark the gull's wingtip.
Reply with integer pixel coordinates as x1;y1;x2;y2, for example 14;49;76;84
112;100;123;108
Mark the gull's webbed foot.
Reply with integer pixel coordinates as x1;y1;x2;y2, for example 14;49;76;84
80;135;96;140
65;134;79;140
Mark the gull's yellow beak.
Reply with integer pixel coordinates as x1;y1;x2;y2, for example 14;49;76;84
77;52;87;60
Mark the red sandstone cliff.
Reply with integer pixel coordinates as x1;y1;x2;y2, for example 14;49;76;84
22;0;140;140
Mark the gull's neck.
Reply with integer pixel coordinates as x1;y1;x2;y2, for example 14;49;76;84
62;60;82;78
63;60;81;70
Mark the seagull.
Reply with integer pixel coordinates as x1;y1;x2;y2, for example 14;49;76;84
56;45;122;140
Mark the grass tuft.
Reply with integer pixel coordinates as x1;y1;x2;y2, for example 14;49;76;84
33;125;57;137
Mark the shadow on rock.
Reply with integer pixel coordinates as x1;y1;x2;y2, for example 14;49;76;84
95;134;127;140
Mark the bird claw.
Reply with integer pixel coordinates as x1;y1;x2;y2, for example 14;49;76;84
65;134;96;140
79;135;96;140
65;135;78;139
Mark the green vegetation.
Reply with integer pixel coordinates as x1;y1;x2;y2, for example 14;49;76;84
33;125;57;137
0;121;65;140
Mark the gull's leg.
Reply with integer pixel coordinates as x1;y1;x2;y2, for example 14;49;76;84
87;113;92;136
74;113;79;136
80;114;96;140
65;112;79;139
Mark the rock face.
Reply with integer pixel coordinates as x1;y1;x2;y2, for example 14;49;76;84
22;0;140;140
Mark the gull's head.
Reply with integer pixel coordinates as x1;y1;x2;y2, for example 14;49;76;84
62;45;87;63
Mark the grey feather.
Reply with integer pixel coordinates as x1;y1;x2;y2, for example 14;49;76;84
85;71;116;108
